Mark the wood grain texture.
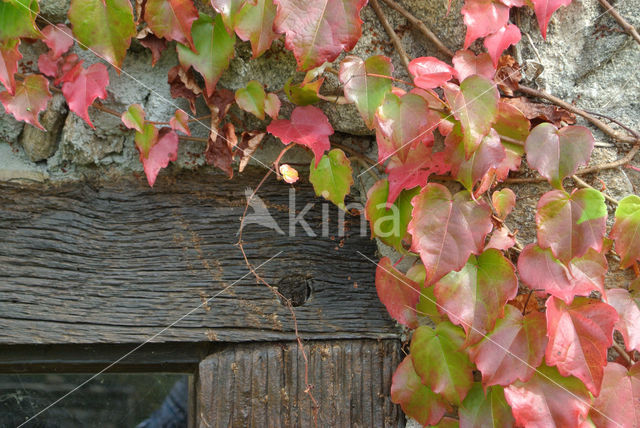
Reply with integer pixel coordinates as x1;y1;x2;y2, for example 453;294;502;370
0;170;398;345
197;339;404;427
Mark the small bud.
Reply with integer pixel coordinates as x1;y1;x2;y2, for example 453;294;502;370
280;164;299;184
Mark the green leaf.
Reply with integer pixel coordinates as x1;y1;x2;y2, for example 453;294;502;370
339;55;393;129
121;103;145;133
391;356;450;426
235;0;280;58
134;122;159;159
284;76;322;106
611;195;640;269
446;75;499;157
492;188;516;220
411;323;474;405
177;13;235;97
406;264;446;324
434;249;518;346
364;179;418;252
0;0;40;41
235;80;280;120
68;0;136;69
459;383;515;428
309;148;353;209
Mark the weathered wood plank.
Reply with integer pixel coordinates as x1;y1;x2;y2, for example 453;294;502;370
196;339;404;428
0;170;398;345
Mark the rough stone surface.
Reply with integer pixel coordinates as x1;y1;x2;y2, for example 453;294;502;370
20;93;68;162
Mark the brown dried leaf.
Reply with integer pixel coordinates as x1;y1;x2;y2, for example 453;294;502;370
503;97;576;126
495;55;521;96
237;131;266;172
167;65;202;113
137;27;167;67
205;122;236;178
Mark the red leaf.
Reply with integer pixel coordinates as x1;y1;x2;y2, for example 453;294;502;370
483;24;521;66
518;244;607;304
545;296;618;395
0;39;21;95
530;0;573;39
144;0;199;49
375;92;440;164
504;364;591;427
452;49;495;82
590;362;640;427
468;305;547;387
140;127;179;187
273;0;367;70
536;189;607;263
60;62;109;128
485;227;516;251
210;0;247;31
170;109;191;136
391;356;449;426
408;184;493;285
267;105;332;166
607;288;640;353
41;24;74;60
434;249;518;346
375;257;421;328
386;144;449;205
408;57;455;89
137;27;168;66
525;123;594;189
461;0;510;48
38;51;60;78
0;74;51;131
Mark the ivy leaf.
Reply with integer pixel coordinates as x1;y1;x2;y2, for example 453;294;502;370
446;127;506;193
309;148;353;209
606;288;640;353
536;189;607;263
167;65;201;113
459;383;515;428
411;323;475;405
386;144;450;205
237;131;265;172
0;74;51;130
408;264;445;324
169;109;191;136
468;305;547;387
452;50;495;82
434;249;518;346
0;0;40;41
283;76;323;106
483;24;521;67
530;0;573;39
364;179;418;252
408;184;493;285
446;76;499;157
137;28;168;67
391;356;450;426
545;296;618;395
590;362;640;427
121;103;146;133
235;80;280;120
60;62;109;128
461;0;510;48
492;188;516;220
375;257;421;328
518;245;607;304
504;364;591;427
205;123;236;178
0;39;21;95
273;0;367;70
267;105;333;165
485;227;516;251
525;123;594;189
210;0;247;32
375;92;439;163
144;0;199;49
235;0;280;58
177;13;235;97
493;102;530;150
68;0;136;69
611;195;640;269
137;127;179;187
41;24;74;60
407;57;456;89
339;55;393;129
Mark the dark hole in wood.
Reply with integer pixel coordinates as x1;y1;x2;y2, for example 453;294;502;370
276;275;312;307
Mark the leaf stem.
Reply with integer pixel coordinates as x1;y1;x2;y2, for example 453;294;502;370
597;0;640;46
612;340;633;365
369;0;411;71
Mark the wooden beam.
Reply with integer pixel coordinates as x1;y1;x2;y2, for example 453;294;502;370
197;339;404;427
0;170;398;345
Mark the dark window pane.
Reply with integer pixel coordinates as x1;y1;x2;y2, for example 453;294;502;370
0;373;188;428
